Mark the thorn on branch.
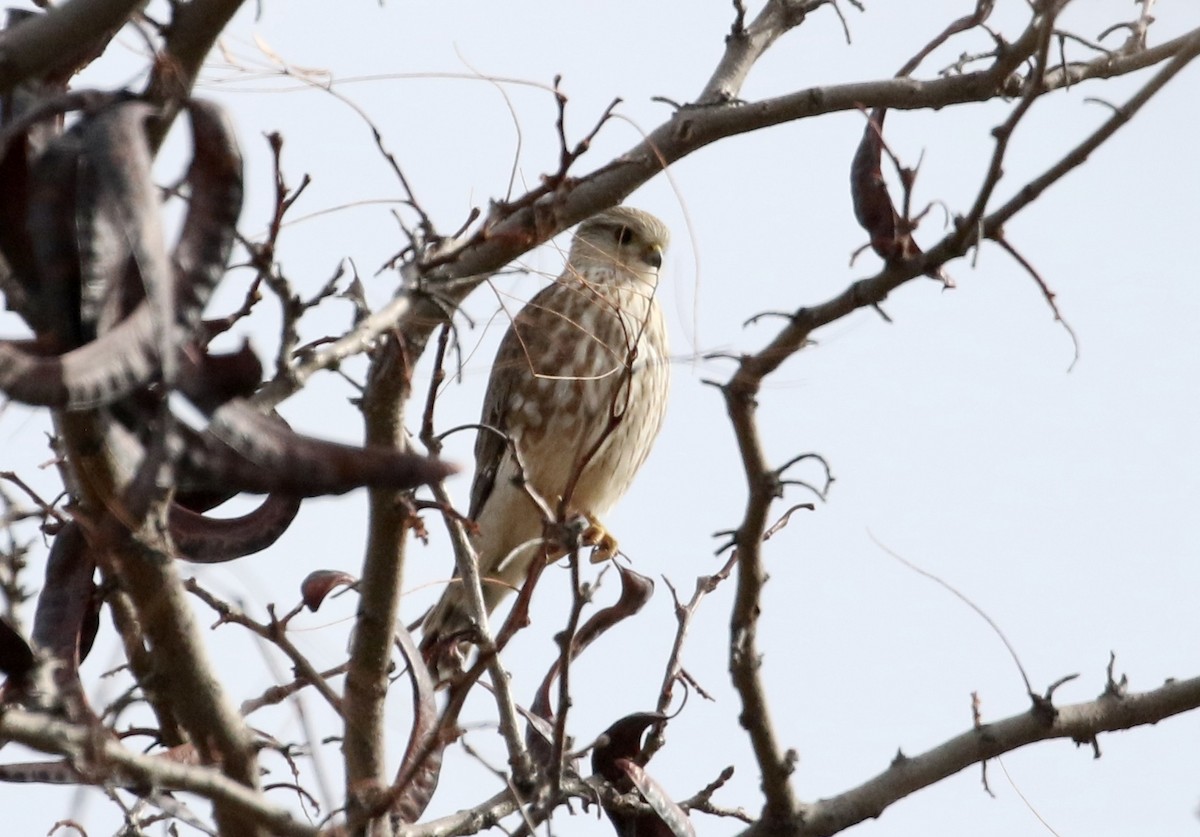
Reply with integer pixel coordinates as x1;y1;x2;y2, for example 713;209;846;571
1104;651;1129;699
743;310;797;329
679;668;715;703
1030;673;1078;725
980;758;995;798
650;95;685;111
711;530;737;556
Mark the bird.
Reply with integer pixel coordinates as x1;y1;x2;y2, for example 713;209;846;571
420;205;671;661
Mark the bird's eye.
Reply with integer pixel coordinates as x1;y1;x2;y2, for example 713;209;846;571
615;226;635;246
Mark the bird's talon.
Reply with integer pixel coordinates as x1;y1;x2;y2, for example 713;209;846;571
583;522;619;563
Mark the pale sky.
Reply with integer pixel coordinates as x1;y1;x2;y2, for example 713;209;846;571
2;2;1198;835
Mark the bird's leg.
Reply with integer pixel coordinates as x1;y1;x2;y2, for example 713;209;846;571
582;515;619;564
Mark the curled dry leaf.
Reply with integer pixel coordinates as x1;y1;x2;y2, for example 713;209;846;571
0;97;244;411
77;102;176;382
31;523;99;669
300;570;357;612
591;712;666;786
183;400;458;497
0;616;35;684
22;118;85;342
389;623;443;824
170;491;302;564
0;760;84;785
620;760;696;837
592;712;694;837
177;340;263;415
851;108;914;264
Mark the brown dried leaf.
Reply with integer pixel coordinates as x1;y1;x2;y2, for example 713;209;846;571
184;399;457;497
0;616;34;683
170;492;301;564
300;570;357;612
389;623;443;823
31;524;99;669
620;760;696;837
850;108;904;262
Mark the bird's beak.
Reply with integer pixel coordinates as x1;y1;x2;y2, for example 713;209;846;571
642;244;664;270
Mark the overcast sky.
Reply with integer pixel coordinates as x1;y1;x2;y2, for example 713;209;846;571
2;2;1199;835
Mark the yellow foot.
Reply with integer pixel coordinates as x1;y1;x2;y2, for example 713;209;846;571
582;519;619;564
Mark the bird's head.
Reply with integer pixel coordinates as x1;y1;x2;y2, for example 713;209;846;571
567;206;669;284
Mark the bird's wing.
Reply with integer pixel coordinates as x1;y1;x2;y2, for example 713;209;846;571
468;281;559;520
468;359;510;521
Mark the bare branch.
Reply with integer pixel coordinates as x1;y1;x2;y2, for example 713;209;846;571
0;708;318;837
787;674;1200;837
184;578;344;717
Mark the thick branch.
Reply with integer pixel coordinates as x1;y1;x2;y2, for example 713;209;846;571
343;334;421;826
721;388;797;824
252;22;1200;418
0;0;137;91
144;0;248;145
56;411;265;837
731;22;1200;394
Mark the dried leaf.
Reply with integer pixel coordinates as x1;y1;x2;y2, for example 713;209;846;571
390;624;443;823
300;570;357;612
31;522;97;669
850;108;904;262
620;760;696;837
170;492;301;563
183;399;457;497
177;341;262;415
0;616;34;682
591;712;665;786
593;713;689;837
173;99;244;330
0;760;83;784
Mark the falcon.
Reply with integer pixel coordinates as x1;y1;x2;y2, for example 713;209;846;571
421;206;671;655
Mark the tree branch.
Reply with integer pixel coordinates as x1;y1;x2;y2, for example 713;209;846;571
143;0;248;145
251;21;1200;419
786;674;1200;837
54;410;265;836
343;335;418;826
0;0;137;92
720;396;797;825
0;708;318;837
